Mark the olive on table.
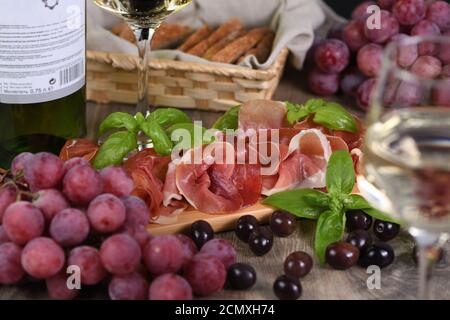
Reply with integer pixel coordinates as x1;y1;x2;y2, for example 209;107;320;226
235;215;259;243
346;230;372;252
284;251;313;278
359;243;395;269
273;275;302;300
190;220;214;249
270;211;297;237
226;263;257;290
248;227;273;257
346;210;372;231
373;220;400;241
326;242;360;270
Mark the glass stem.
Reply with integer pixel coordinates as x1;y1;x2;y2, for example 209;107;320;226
132;27;156;116
409;227;444;300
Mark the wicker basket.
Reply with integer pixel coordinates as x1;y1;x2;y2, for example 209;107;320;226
86;48;289;111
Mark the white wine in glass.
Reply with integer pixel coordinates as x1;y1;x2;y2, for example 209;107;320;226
92;0;193;113
358;35;450;299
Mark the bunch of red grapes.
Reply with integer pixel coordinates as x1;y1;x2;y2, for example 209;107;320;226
0;152;237;300
307;0;450;109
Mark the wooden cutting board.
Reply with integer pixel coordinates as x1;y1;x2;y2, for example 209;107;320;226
147;203;275;236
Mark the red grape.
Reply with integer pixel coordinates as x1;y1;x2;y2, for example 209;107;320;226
426;1;450;32
364;10;399;44
0;186;16;223
87;194;126;233
33;189;69;223
357;78;377;109
393;0;426;26
438;31;450;64
108;272;149;300
100;234;141;276
68;246;106;285
442;65;450;78
352;1;376;21
305;36;323;65
176;234;198;266
411;55;442;79
378;0;396;10
0;243;24;285
308;67;340;96
21;237;65;279
62;157;90;175
432;78;450;107
384;77;401;106
0;226;10;245
11;152;34;177
391;33;419;68
314;39;350;73
3;201;44;245
149;274;193;300
395;81;424;106
50;208;90;247
183;254;226;296
357;43;384;77
23;152;64;191
143;235;184;275
341;68;367;97
327;23;345;40
46;272;80;300
121;224;152;251
63;165;103;206
411;20;441;55
343;21;369;52
100;166;134;197
121;195;149;227
200;239;236;270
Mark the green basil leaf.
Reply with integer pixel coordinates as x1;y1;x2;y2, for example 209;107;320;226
141;120;173;156
98;112;138;136
326;151;355;195
93;131;137;169
314;210;346;264
167;123;214;150
344;194;402;225
263;189;330;220
304;99;327;113
313;102;357;133
212;106;240;131
149;108;192;129
285;102;310;125
134;112;145;127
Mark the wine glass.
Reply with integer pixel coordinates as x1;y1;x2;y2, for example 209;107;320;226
357;35;450;299
93;0;193;114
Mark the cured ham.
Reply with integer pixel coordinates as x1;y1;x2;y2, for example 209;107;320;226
238;100;287;132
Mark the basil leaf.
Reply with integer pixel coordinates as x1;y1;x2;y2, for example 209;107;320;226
286;102;309;125
344;194;402;225
93;131;137;169
263;189;330;220
313;102;357;133
167;123;214;150
314;210;346;264
149;108;191;129
212;106;240;131
304;99;327;113
141;120;173;156
135;112;145;127
326;151;355;195
98;112;138;136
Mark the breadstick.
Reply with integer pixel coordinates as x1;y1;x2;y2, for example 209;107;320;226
112;22;136;44
238;32;275;63
211;28;271;64
177;25;213;52
203;30;247;60
187;19;243;57
152;24;193;50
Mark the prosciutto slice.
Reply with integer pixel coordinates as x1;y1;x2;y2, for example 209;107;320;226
175;142;262;214
238;100;287;132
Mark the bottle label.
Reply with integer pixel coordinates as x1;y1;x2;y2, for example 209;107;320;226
0;0;85;104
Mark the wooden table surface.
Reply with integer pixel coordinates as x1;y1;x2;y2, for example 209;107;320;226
2;67;449;300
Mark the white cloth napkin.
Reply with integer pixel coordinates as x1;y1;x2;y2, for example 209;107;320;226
87;0;339;69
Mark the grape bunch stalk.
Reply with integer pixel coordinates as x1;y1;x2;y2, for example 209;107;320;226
306;0;450;109
0;152;239;300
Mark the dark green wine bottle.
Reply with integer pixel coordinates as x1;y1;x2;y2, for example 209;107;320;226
0;0;87;168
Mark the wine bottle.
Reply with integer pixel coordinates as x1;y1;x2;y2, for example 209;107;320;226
0;0;87;168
